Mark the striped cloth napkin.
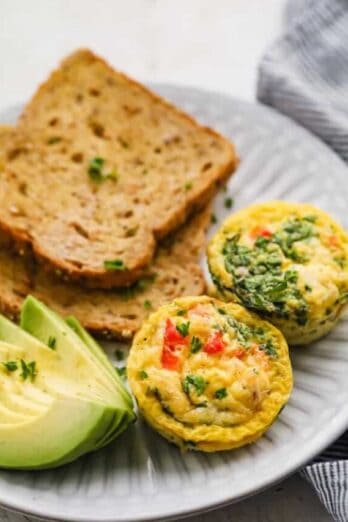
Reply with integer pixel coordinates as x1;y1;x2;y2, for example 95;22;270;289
257;0;348;520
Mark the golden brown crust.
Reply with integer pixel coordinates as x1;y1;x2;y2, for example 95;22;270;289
0;49;238;288
0;204;211;340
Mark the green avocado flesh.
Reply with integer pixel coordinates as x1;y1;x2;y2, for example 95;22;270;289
0;296;135;469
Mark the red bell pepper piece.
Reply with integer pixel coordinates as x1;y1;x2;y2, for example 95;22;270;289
328;235;339;247
204;331;225;355
232;348;245;359
161;345;181;370
250;226;272;239
161;319;187;370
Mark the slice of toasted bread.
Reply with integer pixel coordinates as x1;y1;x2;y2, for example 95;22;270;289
0;50;237;288
0;207;210;340
0;126;209;339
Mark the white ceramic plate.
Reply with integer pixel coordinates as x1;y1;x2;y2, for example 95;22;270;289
0;85;348;522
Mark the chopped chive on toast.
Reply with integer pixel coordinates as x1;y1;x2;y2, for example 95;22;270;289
0;50;237;289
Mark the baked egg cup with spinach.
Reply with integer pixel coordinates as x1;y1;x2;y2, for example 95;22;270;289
208;201;348;345
127;296;292;452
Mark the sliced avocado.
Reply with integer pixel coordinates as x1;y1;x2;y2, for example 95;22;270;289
0;396;115;469
66;316;115;375
0;316;120;408
0;297;136;469
20;297;134;413
0;340;119;468
65;316;133;409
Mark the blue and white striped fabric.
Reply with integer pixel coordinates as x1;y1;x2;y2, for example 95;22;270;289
258;1;348;520
258;0;348;163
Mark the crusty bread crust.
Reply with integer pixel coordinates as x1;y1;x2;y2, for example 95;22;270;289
0;207;210;340
0;49;237;288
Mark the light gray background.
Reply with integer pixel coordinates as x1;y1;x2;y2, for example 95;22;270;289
0;1;332;520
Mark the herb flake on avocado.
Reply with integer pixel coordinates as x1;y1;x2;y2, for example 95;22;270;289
47;336;56;350
20;360;37;381
116;366;127;379
2;361;18;372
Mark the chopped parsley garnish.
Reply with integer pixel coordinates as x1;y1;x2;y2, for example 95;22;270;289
88;157;104;181
20;360;37;381
115;349;124;361
224;197;234;209
47;336;56;350
272;218;314;262
259;340;278;358
221;218;313;325
190;336;203;354
176;321;190;337
339;292;348;304
118;138;129;149
182;375;206;396
215;388;227;399
334;256;345;268
47;136;61;145
217;307;227;315
211;213;218;225
104;259;126;271
212;323;224;332
118;274;156;300
106;169;119;180
88;157;118;183
143;299;152;310
176;309;186;316
184;181;193;191
116;367;127;379
224;315;278;357
226;316;252;345
139;370;148;380
137;275;156;290
2;361;18;372
303;215;317;223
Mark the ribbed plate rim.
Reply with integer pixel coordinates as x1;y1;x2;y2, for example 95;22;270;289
0;83;347;521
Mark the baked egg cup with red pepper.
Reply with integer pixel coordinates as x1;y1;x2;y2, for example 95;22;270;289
208;201;348;345
127;296;292;452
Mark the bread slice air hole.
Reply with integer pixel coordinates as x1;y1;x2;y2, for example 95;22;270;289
71;152;84;163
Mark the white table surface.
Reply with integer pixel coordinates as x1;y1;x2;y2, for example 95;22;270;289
0;1;332;521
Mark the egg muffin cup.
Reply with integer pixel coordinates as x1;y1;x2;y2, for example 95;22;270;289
208;201;348;345
127;296;292;452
